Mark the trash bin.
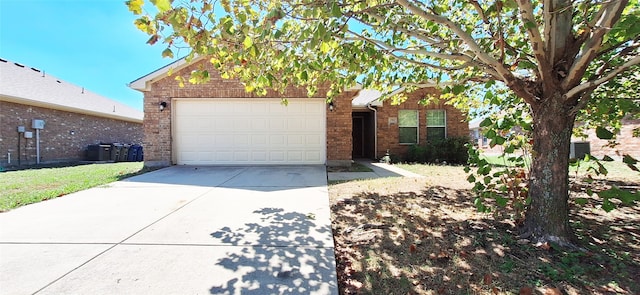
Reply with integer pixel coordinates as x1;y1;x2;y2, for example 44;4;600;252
119;144;131;162
127;144;139;162
87;144;111;161
136;145;144;161
110;143;123;161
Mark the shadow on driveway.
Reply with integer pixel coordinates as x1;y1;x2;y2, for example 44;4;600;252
209;207;336;294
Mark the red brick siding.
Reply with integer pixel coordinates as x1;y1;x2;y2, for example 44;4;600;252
327;91;356;166
375;88;468;159
0;101;142;167
141;59;355;166
574;118;640;158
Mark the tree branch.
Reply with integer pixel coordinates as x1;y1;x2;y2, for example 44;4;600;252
565;55;640;99
395;0;516;85
516;0;551;83
562;0;629;89
345;31;483;72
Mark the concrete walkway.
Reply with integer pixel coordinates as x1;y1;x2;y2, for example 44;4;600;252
327;160;424;181
0;166;336;295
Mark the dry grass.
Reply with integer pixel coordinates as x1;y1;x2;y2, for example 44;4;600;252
328;164;640;294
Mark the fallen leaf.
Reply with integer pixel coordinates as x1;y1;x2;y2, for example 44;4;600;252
409;244;417;253
492;286;500;294
483;273;492;285
517;239;530;245
544;287;562;295
539;242;551;250
519;287;533;295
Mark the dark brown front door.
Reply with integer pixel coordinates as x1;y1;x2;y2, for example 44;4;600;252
352;116;364;158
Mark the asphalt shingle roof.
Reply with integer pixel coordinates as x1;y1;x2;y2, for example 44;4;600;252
0;58;142;123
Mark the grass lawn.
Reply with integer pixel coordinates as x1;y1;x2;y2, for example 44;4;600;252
478;154;638;182
329;163;639;294
0;162;149;211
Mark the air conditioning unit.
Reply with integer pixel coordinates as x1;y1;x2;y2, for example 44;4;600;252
570;142;590;159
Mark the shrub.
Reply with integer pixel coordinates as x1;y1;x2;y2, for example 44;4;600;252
407;136;470;165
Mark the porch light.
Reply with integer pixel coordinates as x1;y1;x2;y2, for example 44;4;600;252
159;101;167;112
328;101;335;112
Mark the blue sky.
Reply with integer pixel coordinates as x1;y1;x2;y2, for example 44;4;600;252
0;0;177;111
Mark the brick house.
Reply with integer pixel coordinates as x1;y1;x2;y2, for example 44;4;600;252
130;57;468;167
573;118;640;159
0;58;143;168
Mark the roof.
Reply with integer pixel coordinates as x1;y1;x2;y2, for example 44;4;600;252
469;117;483;129
351;89;383;108
129;56;364;94
129;56;193;92
0;58;142;123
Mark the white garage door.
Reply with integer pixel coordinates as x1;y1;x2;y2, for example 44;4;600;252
174;98;326;165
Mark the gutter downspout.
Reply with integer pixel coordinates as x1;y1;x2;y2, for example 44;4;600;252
367;102;378;159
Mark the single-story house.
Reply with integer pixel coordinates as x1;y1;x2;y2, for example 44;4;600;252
0;58;143;168
573;117;640;159
470;114;639;159
129;57;468;167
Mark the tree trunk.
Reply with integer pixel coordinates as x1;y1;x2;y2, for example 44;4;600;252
524;94;577;246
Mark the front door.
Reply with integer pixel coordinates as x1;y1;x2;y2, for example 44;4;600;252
352;116;364;158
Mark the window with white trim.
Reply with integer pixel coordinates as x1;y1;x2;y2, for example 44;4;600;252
398;110;419;144
426;109;446;142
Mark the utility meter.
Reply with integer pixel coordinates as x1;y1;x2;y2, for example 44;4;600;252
17;126;25;133
32;119;45;129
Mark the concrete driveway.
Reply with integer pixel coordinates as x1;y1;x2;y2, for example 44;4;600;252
0;166;337;295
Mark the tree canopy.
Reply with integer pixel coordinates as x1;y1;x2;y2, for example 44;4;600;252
127;0;639;245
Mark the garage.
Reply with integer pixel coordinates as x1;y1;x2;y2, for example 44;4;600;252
173;98;326;165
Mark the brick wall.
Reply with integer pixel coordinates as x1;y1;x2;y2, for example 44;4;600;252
327;91;356;166
141;59;354;166
0;101;142;167
574;118;640;159
375;88;469;160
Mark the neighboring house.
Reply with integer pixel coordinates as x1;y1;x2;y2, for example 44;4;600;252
469;114;639;159
129;57;468;167
573;118;640;158
0;58;143;168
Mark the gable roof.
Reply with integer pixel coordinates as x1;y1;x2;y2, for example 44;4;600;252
129;56;365;96
0;58;142;123
129;56;194;92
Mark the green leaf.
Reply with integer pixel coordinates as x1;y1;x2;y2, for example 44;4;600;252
479;118;492;127
622;154;638;165
330;2;342;17
126;0;144;15
575;198;588;205
595;126;614;140
601;198;615;212
146;34;159;45
467;174;476;183
602;155;614;161
495;196;508;207
504;145;515;153
320;42;331;53
161;48;174;58
452;84;465;95
150;0;171;12
243;36;253;49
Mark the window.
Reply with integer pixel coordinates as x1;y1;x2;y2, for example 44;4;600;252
398;110;419;144
426;109;446;142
